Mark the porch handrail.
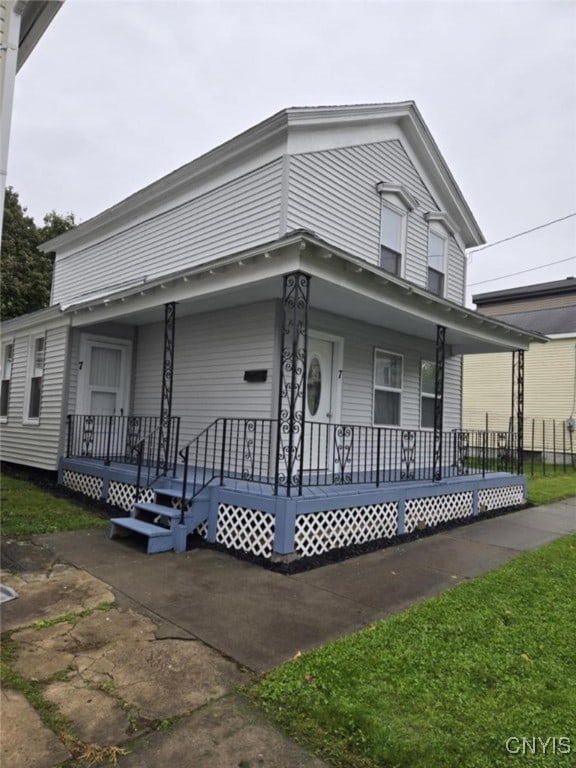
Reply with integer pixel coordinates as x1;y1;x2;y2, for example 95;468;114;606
133;418;181;504
178;419;222;526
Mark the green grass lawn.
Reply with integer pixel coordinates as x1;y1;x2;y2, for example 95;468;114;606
249;534;576;768
527;470;576;505
1;474;109;536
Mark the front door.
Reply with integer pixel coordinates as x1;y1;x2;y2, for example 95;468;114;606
304;334;340;472
78;337;131;416
77;336;132;459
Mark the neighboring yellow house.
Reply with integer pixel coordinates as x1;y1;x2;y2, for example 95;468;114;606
463;277;576;455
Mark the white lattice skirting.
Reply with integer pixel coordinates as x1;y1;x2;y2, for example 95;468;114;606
404;491;474;533
62;471;103;500
216;504;275;558
61;472;155;511
295;503;399;557
478;485;525;512
107;481;154;512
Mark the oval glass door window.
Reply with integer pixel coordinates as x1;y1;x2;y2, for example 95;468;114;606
307;356;322;416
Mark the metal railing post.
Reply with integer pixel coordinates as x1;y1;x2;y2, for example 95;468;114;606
220;419;227;485
180;446;189;527
66;414;73;458
105;416;114;465
172;417;181;477
134;441;143;509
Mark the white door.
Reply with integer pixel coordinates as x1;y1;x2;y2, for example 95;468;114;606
79;340;131;416
304;336;336;471
77;337;132;459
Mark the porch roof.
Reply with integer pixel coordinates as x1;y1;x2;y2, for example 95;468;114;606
62;230;546;355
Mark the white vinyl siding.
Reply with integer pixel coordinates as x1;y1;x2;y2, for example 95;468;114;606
445;238;466;304
308;309;462;431
0;324;70;470
286;140;440;289
132;302;277;445
52;159;284;306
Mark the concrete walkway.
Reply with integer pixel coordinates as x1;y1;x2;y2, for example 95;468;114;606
2;499;574;768
36;499;575;672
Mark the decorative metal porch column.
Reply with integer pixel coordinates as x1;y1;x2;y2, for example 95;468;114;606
159;302;176;472
274;272;310;497
432;325;446;481
511;349;525;474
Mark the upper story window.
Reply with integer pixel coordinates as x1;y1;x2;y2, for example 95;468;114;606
26;335;45;423
376;181;417;278
373;349;403;426
380;204;404;276
1;342;14;421
427;231;446;296
424;211;458;298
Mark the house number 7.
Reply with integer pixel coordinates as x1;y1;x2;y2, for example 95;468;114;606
78;361;83;370
338;369;343;379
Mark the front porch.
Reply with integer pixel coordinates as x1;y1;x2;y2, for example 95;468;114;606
60;415;527;559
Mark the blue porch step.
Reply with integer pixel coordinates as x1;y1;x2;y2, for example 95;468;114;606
134;501;180;521
110;517;173;554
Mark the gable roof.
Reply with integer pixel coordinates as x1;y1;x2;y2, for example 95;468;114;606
474;277;576;306
40;101;485;255
488;306;576;336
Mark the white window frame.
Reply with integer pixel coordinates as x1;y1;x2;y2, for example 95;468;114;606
373;348;403;427
1;340;14;423
427;228;447;297
379;200;406;278
376;181;417;279
420;359;438;429
24;333;46;425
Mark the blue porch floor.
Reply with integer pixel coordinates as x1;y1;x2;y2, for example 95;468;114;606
59;455;523;499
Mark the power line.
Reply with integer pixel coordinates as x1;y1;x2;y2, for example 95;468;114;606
468;255;576;287
469;212;576;255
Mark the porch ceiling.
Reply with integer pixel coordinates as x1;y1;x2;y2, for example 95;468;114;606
65;231;543;355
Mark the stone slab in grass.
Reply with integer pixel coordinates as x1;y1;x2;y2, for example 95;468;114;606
44;681;132;746
11;607;246;722
0;568;115;632
0;689;71;768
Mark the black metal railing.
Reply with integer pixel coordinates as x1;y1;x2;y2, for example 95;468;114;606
174;418;533;501
68;414;574;505
134;420;181;503
66;414;181;469
177;419;276;518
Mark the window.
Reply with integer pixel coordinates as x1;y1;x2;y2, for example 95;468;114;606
26;336;45;421
380;204;404;276
1;342;14;420
420;360;438;428
374;350;402;426
427;231;446;296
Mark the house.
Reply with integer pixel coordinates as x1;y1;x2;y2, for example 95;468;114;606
463;277;576;459
0;102;545;558
0;0;65;238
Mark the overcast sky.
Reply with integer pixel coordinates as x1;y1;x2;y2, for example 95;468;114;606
7;0;576;306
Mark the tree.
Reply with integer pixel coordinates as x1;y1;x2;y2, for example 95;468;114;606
1;188;75;320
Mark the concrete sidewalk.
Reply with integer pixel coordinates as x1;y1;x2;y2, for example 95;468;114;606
36;498;575;672
2;498;574;768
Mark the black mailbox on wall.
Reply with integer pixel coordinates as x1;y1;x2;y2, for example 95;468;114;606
244;369;268;383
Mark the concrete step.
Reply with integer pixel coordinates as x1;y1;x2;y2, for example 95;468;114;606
110;517;173;554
